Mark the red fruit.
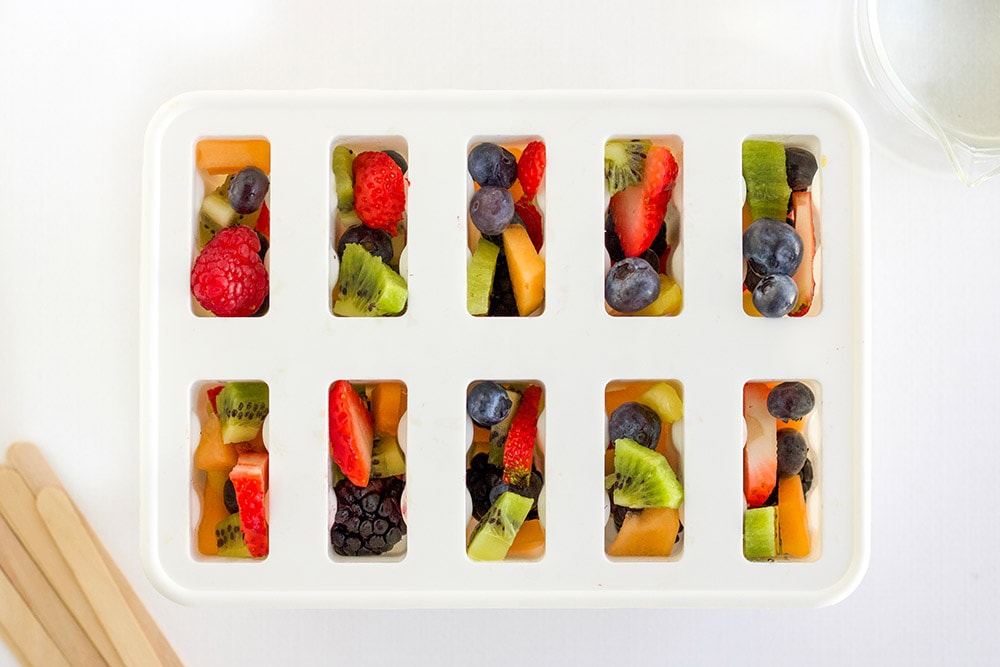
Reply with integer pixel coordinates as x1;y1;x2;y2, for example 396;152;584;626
329;381;374;487
190;225;268;317
206;386;224;415
610;146;679;258
255;201;270;240
514;197;544;252
744;383;777;508
502;385;542;486
642;146;679;198
230;452;268;557
517;141;546;200
352;151;406;235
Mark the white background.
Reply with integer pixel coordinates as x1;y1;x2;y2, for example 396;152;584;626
1;1;998;665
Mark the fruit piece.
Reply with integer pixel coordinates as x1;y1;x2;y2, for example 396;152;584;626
744;383;777;508
487;252;519;317
743;139;792;221
196;139;270;176
337;225;394;265
742;218;804;276
604;139;651;196
216;382;269;445
223;478;239;514
799;458;814;495
789;191;816;317
206;385;224;414
514;197;543;252
214;513;252;558
752;274;798;318
197;190;261;248
469;186;515;236
744;506;778;559
191;225;269;317
608;402;661;450
490;469;543;521
227;166;269;214
468;143;518;188
767;382;816;421
193;411;238;471
467;453;505;521
229;452;268;558
371;381;405;436
488;388;522;467
467;491;534;561
605;257;660;313
785;146;818;191
604;210;625;262
370;436;406;479
332;145;356;212
383;149;408;174
197;471;231;555
607;507;680;558
331;477;406;556
467;381;513;428
506;518;545;559
777;475;811;557
501;225;545;316
517;141;546;200
642;147;679;198
329;380;374;488
333;244;408;317
634;274;683;316
612;438;683;509
467;238;501;315
352;151;406;234
255;202;270;240
776;428;808;478
609;183;664;258
636;382;683;424
502;385;542;486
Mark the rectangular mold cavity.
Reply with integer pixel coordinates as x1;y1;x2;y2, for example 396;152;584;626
328;380;408;562
604;380;684;561
741;135;822;318
466;136;546;317
604;136;684;317
743;380;822;562
191;138;271;318
330;137;409;317
190;380;270;561
465;380;545;561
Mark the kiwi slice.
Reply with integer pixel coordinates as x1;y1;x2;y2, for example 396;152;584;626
467;491;534;561
332;145;355;212
333;243;408;317
488;388;522;468
467;238;500;315
197;183;261;248
215;513;252;558
744;506;778;560
742;140;792;222
612;438;683;509
370;436;406;479
217;382;269;445
605;139;652;196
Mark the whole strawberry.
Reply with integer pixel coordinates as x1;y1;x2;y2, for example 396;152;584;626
517;141;545;201
191;225;268;317
352;151;406;235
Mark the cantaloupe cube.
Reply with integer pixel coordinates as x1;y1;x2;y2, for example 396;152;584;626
507;519;545;559
607;507;680;557
197;471;231;555
502;225;545;316
777;475;811;557
196;139;270;175
371;382;406;436
194;412;238;471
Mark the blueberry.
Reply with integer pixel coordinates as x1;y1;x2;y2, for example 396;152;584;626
223;478;239;514
605;211;625;263
785;146;818;191
383;149;408;174
227;166;269;214
752;274;798;317
605;257;660;313
743;217;804;276
776;428;809;477
337;225;394;264
609;402;661;449
467;381;512;427
638;248;659;272
469;186;515;236
767;382;816;421
799;458;814;495
468;143;518;188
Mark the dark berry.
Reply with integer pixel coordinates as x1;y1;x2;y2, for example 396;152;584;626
752;274;798;317
605;211;625;263
609;402;661;449
383;149;408;174
638;248;659;272
605;257;660;313
508;470;543;521
469;186;515;235
776;428;809;478
255;230;269;262
744;263;764;292
799;458;814;495
785;146;818;191
331;477;406;556
743;217;804;276
468;143;518;188
467;382;512;427
227;166;269;214
611;502;628;531
223;478;239;514
767;382;816;421
337;225;394;264
488;254;519;317
466;453;504;521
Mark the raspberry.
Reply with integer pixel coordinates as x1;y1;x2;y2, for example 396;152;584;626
517;141;546;200
191;226;268;317
352;151;406;235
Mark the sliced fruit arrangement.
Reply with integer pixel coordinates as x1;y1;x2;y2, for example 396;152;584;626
331;143;409;316
466;139;546;317
604;139;683;316
604;380;684;558
329;380;408;557
743;380;818;560
466;381;545;560
191;139;271;317
742;139;820;317
194;381;270;558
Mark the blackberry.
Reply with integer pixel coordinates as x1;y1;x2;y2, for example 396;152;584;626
466;453;504;521
223;478;239;515
331;477;406;556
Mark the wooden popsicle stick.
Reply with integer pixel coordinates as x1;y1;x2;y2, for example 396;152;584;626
0;623;31;667
37;487;162;667
0;466;123;667
0;513;105;666
6;442;183;667
0;566;71;667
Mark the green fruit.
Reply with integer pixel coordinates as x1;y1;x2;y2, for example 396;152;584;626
332;145;355;212
215;513;252;558
370;436;406;479
743;140;791;222
217;382;269;444
333;243;408;317
612;438;683;509
488;388;522;468
604;139;652;196
467;238;500;315
197;190;259;248
467;491;534;561
744;506;778;560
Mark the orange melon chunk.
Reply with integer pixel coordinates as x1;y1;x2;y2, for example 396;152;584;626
197;471;231;555
371;382;406;436
607;507;680;557
502;224;545;316
194;412;238;471
196;139;270;175
777;475;811;557
507;519;545;559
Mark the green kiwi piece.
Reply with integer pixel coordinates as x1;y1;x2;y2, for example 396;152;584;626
215;513;252;558
488;388;522;468
197;179;261;249
467;238;500;315
370;436;406;479
744;506;778;560
467;491;534;561
333;243;408;317
742;140;792;222
612;438;683;509
217;382;269;445
605;139;652;196
332;145;355;212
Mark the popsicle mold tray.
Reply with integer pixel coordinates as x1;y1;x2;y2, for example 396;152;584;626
140;91;870;607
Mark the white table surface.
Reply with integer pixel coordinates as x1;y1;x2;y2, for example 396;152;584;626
1;1;997;664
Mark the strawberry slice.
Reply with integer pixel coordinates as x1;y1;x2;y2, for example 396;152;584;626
206;385;224;415
502;385;542;486
514;197;544;252
611;146;678;258
255;201;270;240
517;141;546;200
642;146;678;197
329;380;374;487
229;451;269;557
743;383;777;508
